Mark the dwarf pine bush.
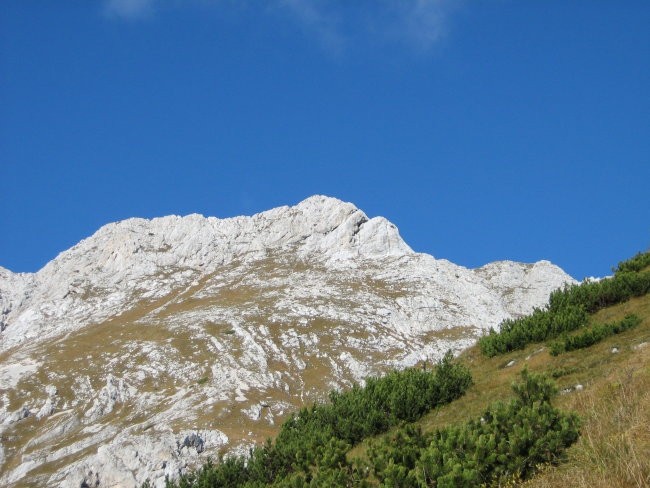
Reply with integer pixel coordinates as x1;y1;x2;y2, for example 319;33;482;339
549;314;641;355
614;250;650;274
367;370;580;487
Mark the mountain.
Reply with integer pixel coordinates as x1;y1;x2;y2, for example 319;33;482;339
0;196;575;487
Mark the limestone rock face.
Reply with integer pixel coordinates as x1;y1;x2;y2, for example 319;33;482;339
0;196;575;487
0;267;33;333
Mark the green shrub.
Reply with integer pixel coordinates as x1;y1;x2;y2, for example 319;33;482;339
549;366;578;378
367;370;580;487
479;305;588;357
548;271;650;314
614;251;650;274
549;314;641;355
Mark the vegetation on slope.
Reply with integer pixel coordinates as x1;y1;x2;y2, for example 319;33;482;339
411;252;650;487
548;314;641;355
614;251;650;274
159;353;472;487
366;370;579;487
150;251;650;487
479;252;650;357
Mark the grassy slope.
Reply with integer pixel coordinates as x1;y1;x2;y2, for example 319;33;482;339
349;290;650;487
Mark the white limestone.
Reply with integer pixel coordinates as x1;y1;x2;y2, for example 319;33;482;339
85;375;137;421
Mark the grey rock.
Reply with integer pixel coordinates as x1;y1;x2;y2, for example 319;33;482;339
182;433;204;454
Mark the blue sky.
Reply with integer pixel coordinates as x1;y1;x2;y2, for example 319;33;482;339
1;1;648;279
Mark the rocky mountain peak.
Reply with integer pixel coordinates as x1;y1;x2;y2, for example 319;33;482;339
0;196;575;487
37;195;410;286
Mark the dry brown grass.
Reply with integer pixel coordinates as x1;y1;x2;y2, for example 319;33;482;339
523;351;650;488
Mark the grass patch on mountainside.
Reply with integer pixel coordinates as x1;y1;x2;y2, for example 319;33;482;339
419;292;650;429
455;297;648;487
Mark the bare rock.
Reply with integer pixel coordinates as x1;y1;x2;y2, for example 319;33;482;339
84;375;136;422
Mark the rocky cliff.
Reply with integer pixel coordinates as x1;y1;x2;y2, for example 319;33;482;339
0;196;575;487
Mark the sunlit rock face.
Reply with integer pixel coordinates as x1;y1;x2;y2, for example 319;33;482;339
0;196;575;487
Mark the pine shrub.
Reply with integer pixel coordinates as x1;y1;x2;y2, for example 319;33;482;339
368;370;580;487
549;314;641;355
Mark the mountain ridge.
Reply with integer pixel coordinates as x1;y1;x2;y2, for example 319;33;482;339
1;196;410;348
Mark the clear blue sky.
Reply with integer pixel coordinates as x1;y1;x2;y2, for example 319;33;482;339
1;1;648;279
